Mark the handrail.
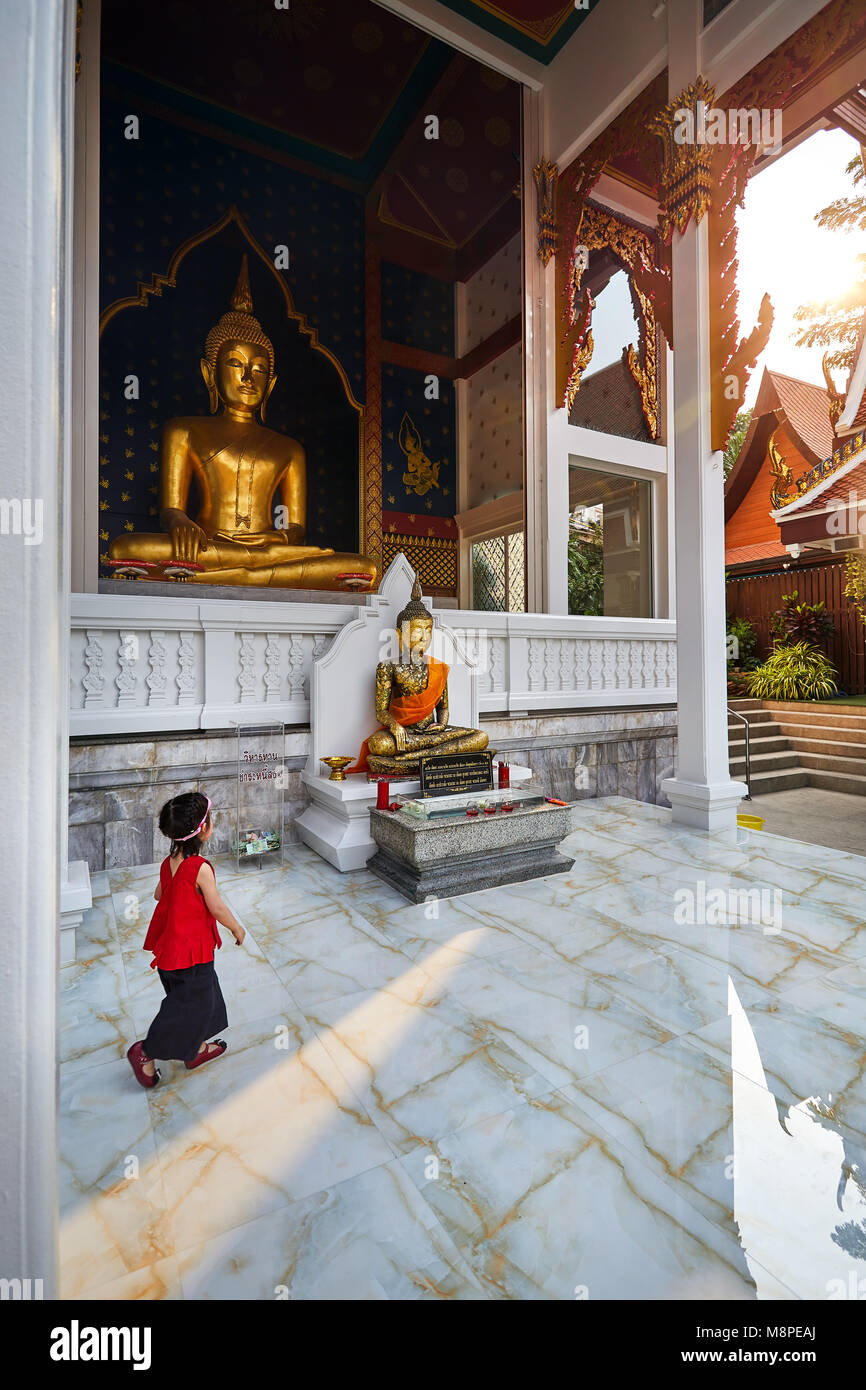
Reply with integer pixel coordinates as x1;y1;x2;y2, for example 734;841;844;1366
727;705;752;801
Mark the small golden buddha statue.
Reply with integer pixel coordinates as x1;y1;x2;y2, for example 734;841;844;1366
109;256;377;591
351;579;489;776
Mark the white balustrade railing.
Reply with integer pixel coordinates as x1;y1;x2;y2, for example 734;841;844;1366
447;610;677;713
70;594;676;736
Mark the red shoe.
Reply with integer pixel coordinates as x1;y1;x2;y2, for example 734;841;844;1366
185;1039;227;1070
127;1041;160;1089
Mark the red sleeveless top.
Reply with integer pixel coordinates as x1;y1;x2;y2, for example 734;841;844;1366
143;854;221;971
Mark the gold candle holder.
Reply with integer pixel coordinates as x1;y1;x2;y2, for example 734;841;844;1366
321;756;354;782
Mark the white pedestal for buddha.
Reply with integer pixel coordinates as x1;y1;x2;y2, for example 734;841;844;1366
296;553;525;871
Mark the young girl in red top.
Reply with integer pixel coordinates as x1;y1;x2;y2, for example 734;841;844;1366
127;791;246;1089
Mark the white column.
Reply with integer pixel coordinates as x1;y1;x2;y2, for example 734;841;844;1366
61;0;96;959
660;0;746;831
522;87;553;616
0;0;74;1300
70;0;101;594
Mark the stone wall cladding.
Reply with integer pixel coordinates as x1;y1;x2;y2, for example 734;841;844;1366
68;729;310;872
68;708;678;872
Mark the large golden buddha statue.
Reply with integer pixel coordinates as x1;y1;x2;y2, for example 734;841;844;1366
350;579;489;776
109;257;377;591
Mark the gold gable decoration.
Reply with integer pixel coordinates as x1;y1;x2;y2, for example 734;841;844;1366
557;204;662;438
532;159;558;267
650;78;716;241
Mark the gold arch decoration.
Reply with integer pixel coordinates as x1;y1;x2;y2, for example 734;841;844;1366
557;202;661;438
98;204;363;414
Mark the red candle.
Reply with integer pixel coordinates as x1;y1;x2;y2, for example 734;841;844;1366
376;780;390;810
498;762;510;789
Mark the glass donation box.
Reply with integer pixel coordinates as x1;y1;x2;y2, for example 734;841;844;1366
233;721;286;871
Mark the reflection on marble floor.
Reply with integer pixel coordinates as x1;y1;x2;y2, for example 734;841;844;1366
59;796;866;1300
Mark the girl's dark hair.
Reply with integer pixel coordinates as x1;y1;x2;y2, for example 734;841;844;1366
159;791;211;859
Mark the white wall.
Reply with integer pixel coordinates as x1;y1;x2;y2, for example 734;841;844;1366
0;0;71;1301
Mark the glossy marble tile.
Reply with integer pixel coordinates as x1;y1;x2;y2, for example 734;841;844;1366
148;1010;394;1253
175;1161;487;1300
60;798;866;1300
399;1092;757;1300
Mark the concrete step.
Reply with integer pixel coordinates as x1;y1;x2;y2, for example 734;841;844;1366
727;699;764;711
785;736;866;762
805;769;866;797
798;751;866;777
728;735;791;757
776;719;866;746
727;709;777;727
765;705;866;731
763;699;866;717
730;751;802;776
744;768;811;795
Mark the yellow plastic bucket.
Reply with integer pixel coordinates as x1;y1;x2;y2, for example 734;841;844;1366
737;813;764;831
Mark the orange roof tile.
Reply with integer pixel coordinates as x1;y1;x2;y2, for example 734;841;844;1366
725;541;789;566
762;370;835;462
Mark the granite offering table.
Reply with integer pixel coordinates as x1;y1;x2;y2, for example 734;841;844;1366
368;800;574;903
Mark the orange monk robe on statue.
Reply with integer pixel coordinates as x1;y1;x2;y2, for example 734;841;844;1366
349;657;450;776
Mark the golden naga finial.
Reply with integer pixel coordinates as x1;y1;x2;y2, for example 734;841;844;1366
822;353;845;430
769;430;798;510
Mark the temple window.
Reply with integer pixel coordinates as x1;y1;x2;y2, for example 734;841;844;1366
470;528;525;612
568;464;654;619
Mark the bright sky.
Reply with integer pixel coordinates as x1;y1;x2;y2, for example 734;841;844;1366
586;126;862;405
736;126;862;406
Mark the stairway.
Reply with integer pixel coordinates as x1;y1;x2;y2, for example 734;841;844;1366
728;699;866;796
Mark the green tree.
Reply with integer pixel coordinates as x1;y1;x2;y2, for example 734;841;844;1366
723;407;753;478
568;516;604;615
794;152;866;374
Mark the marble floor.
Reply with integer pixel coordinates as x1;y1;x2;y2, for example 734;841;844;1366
60;797;866;1300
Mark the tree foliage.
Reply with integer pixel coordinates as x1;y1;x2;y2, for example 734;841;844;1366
723;407;753;478
794;153;866;374
568;516;604;616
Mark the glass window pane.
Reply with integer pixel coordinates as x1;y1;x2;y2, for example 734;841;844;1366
472;536;506;611
568;466;653;618
507;531;525;612
704;0;734;23
471;531;525;612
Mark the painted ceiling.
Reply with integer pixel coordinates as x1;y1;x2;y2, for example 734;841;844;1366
101;0;522;274
434;1;592;61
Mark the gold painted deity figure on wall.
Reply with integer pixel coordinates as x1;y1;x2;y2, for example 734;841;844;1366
350;579;489;775
109;257;377;591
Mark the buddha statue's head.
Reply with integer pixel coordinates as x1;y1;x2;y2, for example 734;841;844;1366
201;255;277;421
396;578;434;661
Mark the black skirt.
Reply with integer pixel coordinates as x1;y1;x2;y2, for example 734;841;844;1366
143;960;228;1063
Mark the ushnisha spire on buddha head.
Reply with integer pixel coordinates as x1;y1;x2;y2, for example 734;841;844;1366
202;255;276;416
396;577;432;628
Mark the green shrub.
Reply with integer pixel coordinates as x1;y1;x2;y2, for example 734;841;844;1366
775;592;835;646
744;641;838;702
726;614;758;670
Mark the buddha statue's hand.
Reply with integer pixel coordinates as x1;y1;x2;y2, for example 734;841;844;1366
165;511;209;563
391;723;408;753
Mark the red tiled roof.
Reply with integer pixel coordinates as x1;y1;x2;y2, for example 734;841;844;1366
725;541;789;566
762;370;835;462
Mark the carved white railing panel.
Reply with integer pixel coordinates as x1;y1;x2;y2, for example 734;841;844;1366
70;594;677;736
